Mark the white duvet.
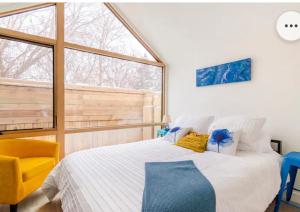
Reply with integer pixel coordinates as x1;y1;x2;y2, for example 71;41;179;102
42;139;281;212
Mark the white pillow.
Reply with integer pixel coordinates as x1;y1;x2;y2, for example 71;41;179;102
170;115;214;134
254;130;273;153
207;130;241;155
208;116;266;151
164;127;191;143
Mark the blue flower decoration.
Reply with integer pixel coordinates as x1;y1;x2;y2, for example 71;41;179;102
166;127;181;143
170;127;180;133
209;129;233;153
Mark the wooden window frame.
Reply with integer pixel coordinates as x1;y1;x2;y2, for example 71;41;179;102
0;35;56;132
0;3;167;158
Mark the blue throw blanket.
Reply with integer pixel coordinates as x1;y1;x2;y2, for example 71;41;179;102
142;160;216;212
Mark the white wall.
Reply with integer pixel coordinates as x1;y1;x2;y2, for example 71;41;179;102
117;3;300;188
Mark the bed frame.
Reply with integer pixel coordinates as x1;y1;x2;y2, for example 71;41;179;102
271;140;282;154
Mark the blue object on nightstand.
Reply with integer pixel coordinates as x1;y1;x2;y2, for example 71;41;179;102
274;152;300;212
157;128;169;137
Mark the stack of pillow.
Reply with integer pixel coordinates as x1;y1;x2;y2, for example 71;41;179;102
163;115;273;155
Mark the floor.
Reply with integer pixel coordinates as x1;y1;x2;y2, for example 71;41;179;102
0;190;61;212
0;189;299;212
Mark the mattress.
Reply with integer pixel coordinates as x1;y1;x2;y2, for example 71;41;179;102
42;138;281;212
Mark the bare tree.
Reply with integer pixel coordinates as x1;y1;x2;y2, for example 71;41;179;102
0;3;162;91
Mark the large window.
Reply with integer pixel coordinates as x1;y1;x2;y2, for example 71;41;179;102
0;37;54;132
64;3;163;132
0;3;165;156
65;49;162;129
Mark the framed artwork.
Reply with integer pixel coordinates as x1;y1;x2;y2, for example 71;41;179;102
196;58;251;87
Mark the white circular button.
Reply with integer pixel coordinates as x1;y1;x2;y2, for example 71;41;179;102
276;11;300;41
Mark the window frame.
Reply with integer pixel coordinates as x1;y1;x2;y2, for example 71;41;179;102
0;35;56;132
0;3;166;159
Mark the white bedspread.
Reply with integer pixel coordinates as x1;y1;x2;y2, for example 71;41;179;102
42;139;281;212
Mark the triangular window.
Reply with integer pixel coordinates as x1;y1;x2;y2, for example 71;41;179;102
64;3;155;61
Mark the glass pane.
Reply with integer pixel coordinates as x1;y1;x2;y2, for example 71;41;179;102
0;6;55;38
65;127;154;154
65;3;155;61
0;38;54;131
65;48;162;129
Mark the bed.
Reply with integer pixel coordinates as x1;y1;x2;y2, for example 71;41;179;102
42;138;281;212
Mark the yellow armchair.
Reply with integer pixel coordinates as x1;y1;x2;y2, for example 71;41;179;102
0;139;59;212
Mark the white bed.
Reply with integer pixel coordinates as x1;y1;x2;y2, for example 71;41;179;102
42;138;281;212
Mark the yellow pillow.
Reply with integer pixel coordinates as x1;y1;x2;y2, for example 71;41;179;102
176;132;209;152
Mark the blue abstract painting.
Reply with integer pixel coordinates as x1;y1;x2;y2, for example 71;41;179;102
196;58;251;87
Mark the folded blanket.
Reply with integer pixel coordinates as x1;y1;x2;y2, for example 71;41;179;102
142;160;216;212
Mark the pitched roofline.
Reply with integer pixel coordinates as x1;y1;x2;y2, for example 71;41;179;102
105;3;166;66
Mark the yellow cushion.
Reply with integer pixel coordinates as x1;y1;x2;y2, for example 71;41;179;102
176;132;209;152
19;157;55;182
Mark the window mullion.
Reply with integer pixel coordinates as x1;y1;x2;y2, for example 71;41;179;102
54;3;65;159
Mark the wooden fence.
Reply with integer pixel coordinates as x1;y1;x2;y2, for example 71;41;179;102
0;78;161;153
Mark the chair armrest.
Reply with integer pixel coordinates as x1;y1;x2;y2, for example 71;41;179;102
0;155;23;204
0;139;59;162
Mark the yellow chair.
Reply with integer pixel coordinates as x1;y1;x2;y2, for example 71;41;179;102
0;139;59;212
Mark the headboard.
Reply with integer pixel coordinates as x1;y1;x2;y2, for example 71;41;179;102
271;139;282;154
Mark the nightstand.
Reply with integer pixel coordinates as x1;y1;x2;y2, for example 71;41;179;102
275;152;300;212
271;139;282;154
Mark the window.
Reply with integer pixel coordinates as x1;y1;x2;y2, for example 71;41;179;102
0;6;55;38
0;37;54;131
64;3;155;61
65;49;161;91
0;3;165;156
64;49;162;129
